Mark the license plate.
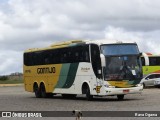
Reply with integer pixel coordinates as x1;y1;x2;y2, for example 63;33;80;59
123;89;129;93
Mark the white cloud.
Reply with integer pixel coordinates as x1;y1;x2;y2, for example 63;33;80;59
104;26;160;54
0;50;22;75
0;0;160;74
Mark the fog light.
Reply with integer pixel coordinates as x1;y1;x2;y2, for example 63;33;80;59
104;85;115;88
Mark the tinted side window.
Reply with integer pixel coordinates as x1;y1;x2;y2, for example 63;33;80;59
24;44;90;66
24;53;34;66
24;53;28;65
70;45;90;63
149;57;160;66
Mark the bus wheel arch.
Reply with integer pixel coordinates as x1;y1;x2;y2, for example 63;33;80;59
33;82;41;98
82;82;93;101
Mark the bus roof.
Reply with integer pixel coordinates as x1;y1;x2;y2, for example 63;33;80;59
24;40;85;53
86;39;136;45
24;39;137;53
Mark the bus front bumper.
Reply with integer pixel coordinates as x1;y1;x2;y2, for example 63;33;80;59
104;85;143;96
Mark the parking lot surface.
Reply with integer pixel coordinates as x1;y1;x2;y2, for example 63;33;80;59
0;86;160;120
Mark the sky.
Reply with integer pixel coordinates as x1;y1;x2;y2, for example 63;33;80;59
0;0;160;75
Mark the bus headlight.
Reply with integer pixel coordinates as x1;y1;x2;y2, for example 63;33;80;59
104;85;115;88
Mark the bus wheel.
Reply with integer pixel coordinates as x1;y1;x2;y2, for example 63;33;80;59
86;85;93;101
40;84;47;98
117;95;124;100
40;84;53;98
33;83;41;98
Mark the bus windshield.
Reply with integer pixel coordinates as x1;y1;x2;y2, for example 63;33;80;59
101;44;142;80
104;56;142;80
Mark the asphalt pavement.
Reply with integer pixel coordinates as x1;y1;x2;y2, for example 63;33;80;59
0;86;160;120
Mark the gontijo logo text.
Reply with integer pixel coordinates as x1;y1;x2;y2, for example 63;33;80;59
37;67;56;74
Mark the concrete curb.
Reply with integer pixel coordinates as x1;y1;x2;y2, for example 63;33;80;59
0;84;23;87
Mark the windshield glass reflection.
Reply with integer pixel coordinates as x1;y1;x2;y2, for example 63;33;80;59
104;56;142;80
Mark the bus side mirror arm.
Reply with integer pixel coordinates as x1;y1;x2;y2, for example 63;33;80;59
139;52;142;56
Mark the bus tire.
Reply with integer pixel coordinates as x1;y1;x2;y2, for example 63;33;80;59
40;83;47;98
86;85;93;101
117;95;124;100
33;83;41;98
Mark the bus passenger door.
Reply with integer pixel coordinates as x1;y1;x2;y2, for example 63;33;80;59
90;44;103;95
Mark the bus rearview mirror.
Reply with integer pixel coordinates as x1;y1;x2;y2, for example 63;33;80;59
100;54;106;67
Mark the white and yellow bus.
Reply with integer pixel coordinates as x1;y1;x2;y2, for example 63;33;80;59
141;53;160;77
23;40;143;100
